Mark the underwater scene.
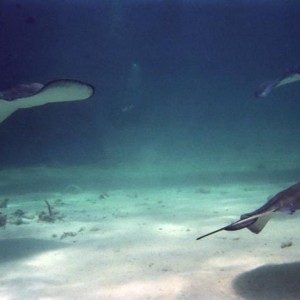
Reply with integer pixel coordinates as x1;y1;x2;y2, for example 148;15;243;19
1;0;300;299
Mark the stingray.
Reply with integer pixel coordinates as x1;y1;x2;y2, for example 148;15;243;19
0;79;95;123
255;66;300;97
197;182;300;240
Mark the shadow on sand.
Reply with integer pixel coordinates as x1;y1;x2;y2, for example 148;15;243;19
233;262;300;300
0;238;67;263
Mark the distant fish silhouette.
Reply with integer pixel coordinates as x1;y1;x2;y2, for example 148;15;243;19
0;79;95;123
197;182;300;240
255;67;300;97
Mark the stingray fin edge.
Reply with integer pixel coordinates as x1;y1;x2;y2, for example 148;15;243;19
246;213;273;234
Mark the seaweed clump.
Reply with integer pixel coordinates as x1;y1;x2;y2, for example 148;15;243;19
10;209;27;225
0;212;7;227
38;200;64;223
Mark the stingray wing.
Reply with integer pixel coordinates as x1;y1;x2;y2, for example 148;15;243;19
225;212;273;234
0;79;94;123
11;79;94;109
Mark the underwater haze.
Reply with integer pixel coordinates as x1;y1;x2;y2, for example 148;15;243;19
1;1;300;299
0;0;300;181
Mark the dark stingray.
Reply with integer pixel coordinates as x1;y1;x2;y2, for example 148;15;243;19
197;182;300;240
255;66;300;97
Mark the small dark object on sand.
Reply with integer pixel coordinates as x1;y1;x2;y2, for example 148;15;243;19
45;200;53;217
281;241;293;249
60;232;77;240
13;209;25;217
99;192;109;200
0;198;9;208
39;200;64;223
0;213;7;227
38;211;55;223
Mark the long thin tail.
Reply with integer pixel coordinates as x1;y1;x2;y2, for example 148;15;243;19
196;226;229;240
196;212;273;240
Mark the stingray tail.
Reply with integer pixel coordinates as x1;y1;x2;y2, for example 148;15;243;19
196;212;273;240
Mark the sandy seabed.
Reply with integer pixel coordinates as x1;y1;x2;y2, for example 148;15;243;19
0;165;300;300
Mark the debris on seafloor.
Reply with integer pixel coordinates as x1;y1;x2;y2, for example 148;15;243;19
60;231;77;240
38;200;64;223
281;241;293;249
0;198;9;208
9;209;35;225
0;198;8;228
195;187;211;194
10;209;27;225
64;184;83;195
99;192;109;200
54;199;66;206
0;212;7;228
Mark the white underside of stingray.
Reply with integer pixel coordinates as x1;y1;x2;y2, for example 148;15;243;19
0;79;95;123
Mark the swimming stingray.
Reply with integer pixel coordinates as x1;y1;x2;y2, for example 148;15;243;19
197;182;300;240
255;66;300;97
0;79;95;123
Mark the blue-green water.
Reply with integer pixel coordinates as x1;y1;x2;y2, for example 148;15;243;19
1;2;300;299
1;0;300;181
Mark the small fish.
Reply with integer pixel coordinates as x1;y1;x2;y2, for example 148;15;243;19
0;79;95;124
255;67;300;97
197;182;300;240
